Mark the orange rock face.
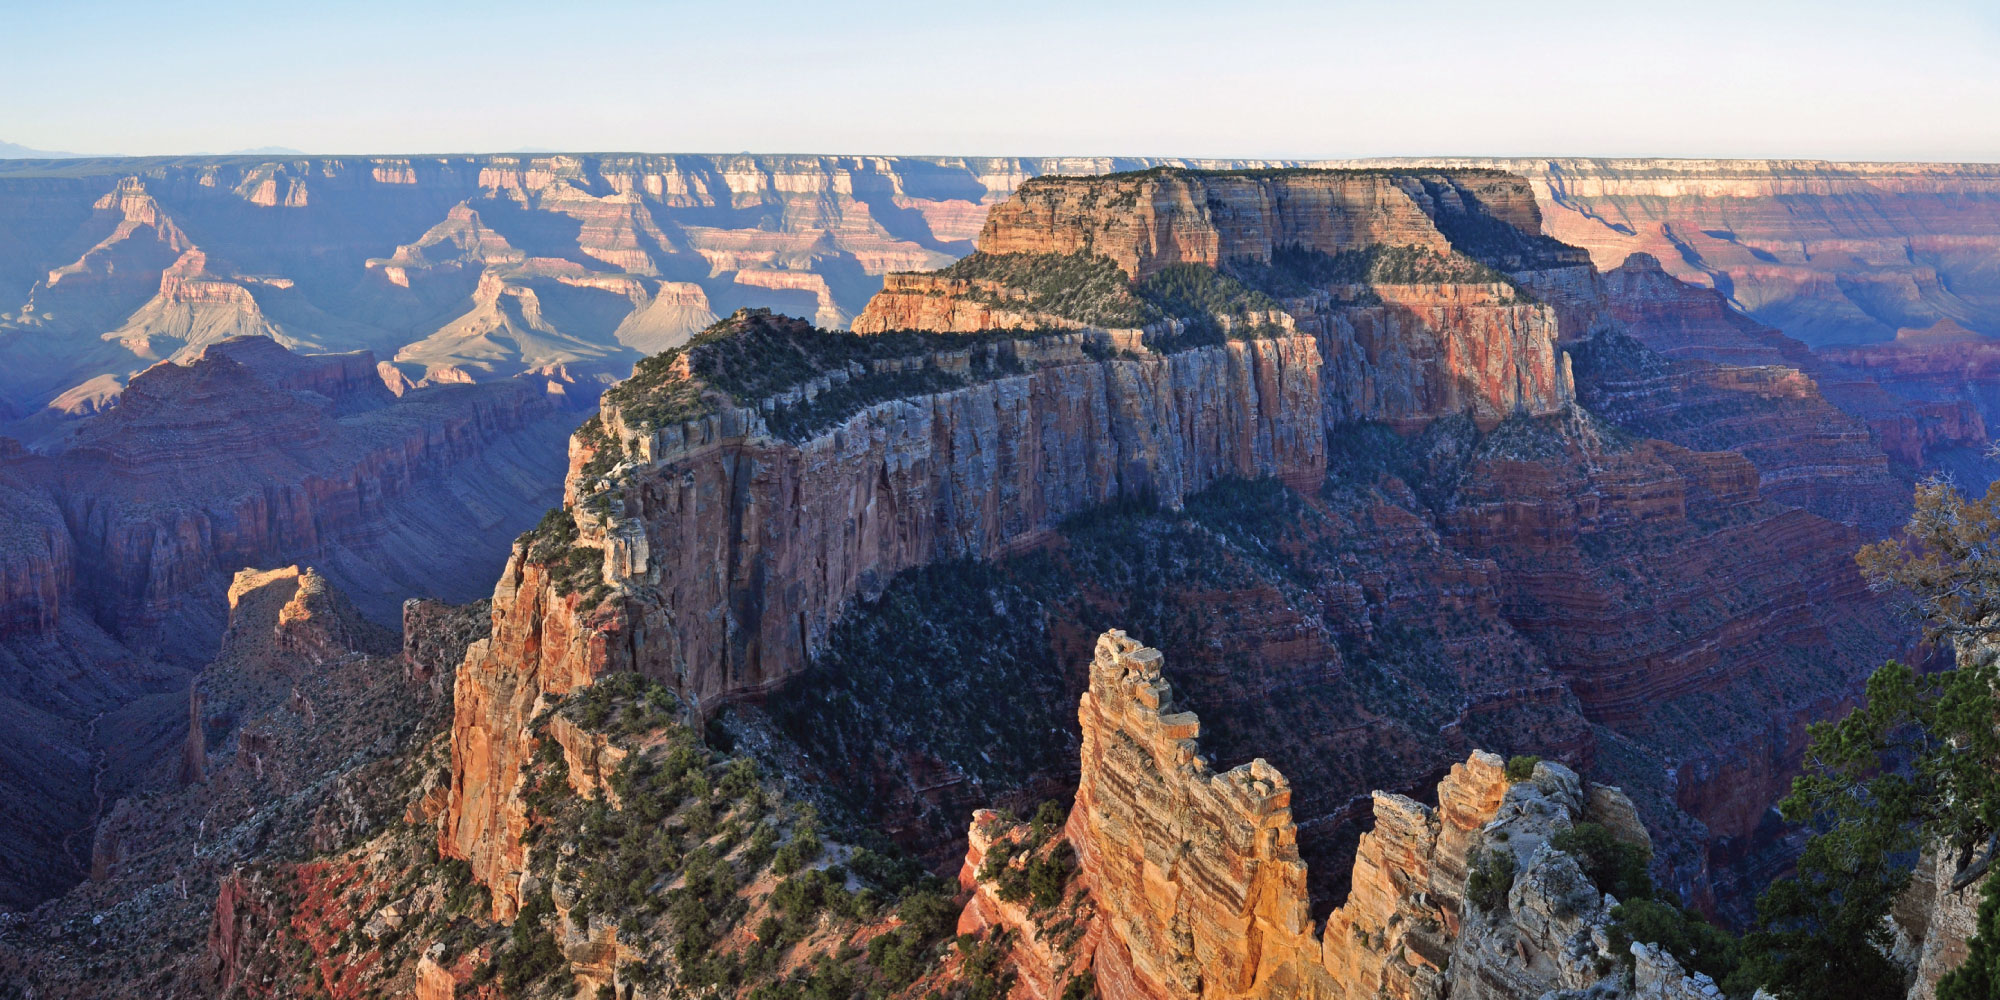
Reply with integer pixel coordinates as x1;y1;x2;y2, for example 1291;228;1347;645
1011;631;1708;1000
853;273;1097;335
1068;630;1323;1000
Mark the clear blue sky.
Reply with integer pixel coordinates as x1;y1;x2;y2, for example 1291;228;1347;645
6;0;1998;161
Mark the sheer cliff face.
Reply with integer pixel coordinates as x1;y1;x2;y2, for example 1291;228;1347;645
968;169;1581;277
983;632;1716;1000
975;171;1455;278
443;315;1328;915
858;168;1581;429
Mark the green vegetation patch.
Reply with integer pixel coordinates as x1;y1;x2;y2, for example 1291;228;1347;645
1550;821;1653;903
514;671;960;997
518;506;607;601
1226;244;1522;300
939;252;1155;328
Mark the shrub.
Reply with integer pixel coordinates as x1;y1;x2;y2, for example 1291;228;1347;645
1550;822;1654;902
1466;847;1518;913
1026;842;1076;911
1609;898;1741;986
937;252;1154;328
489;892;570;994
773;822;822;876
1061;971;1097;1000
1029;801;1067;845
1504;755;1541;783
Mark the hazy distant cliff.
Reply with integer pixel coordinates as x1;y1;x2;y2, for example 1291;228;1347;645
0;154;1313;420
1356;158;2000;349
0;336;577;908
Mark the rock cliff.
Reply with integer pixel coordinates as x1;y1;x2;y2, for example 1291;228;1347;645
444;309;1327;916
970;631;1723;1000
858;168;1580;429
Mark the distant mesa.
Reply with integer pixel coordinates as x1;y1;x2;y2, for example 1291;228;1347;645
0;139;98;159
1893;317;1986;344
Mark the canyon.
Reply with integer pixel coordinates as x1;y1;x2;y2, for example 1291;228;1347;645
0;154;1995;1000
0;334;579;908
6;155;1995;445
0;154;1317;425
439;166;1918;946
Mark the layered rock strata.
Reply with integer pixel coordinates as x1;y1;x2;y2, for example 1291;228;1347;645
0;335;576;906
443;166;1919;927
857;168;1580;430
981;631;1718;1000
969;170;1572;280
445;312;1327;916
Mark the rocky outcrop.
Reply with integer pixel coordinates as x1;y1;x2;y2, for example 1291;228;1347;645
1066;630;1326;1000
980;631;1718;1000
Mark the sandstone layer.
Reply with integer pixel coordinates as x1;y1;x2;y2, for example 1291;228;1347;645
970;170;1567;280
977;631;1721;1000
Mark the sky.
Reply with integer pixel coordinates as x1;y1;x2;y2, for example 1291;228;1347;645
5;0;1999;161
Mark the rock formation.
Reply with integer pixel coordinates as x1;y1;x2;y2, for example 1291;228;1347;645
443;167;1920;930
444;310;1327;916
978;631;1723;1000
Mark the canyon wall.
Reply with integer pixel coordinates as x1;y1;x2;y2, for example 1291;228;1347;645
39;335;577;639
443;166;1922;928
444;315;1327;916
0;335;577;908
